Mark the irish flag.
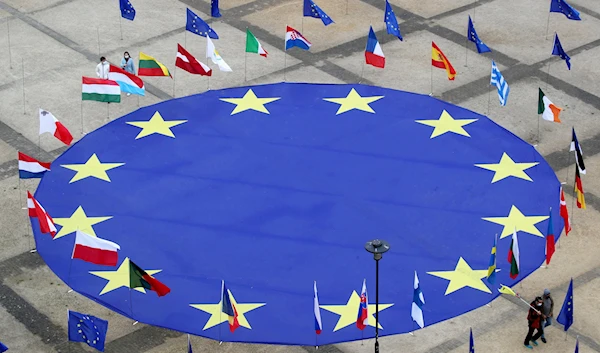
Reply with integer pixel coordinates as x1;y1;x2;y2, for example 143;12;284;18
72;230;120;266
82;77;121;103
538;88;562;123
245;29;267;57
507;229;520;279
138;52;172;77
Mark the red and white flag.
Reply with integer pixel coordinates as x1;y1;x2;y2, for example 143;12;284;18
72;231;120;266
27;191;56;237
560;187;571;235
39;109;73;145
356;279;368;330
176;44;212;76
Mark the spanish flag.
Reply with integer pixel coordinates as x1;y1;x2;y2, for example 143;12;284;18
431;41;456;80
575;167;586;209
138;52;172;77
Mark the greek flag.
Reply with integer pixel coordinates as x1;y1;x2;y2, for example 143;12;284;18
490;60;509;106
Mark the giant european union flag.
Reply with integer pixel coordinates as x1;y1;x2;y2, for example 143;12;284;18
32;83;560;345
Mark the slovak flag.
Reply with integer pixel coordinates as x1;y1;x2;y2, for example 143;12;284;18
314;281;323;334
365;26;385;68
39;109;73;146
356;279;368;330
285;26;311;51
27;191;57;237
18;152;50;179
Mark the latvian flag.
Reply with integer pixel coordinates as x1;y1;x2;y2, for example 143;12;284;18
365;26;385;68
176;44;212;76
18;152;50;179
27;191;56;237
72;230;120;266
82;77;121;103
314;281;323;334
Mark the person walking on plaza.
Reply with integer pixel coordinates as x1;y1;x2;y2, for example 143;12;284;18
540;289;554;343
524;296;544;349
120;51;136;96
96;56;109;79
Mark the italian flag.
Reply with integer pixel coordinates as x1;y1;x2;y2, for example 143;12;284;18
82;77;121;103
245;29;268;57
129;260;170;296
138;52;172;77
538;88;562;123
507;229;520;279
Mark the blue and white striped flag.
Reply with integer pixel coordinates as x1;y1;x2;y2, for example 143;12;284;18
490;60;509;106
411;271;425;329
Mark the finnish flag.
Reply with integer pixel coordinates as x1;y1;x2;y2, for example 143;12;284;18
411;271;425;329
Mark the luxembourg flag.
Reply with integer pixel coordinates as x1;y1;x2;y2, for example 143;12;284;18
365;26;385;68
314;281;323;334
108;65;145;96
18;152;50;179
356;279;368;330
285;26;311;51
39;109;73;146
27;191;56;237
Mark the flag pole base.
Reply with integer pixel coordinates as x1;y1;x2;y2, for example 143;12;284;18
219;341;223;345
21;207;27;210
560;181;567;185
29;249;37;253
132;321;138;325
67;289;73;293
409;332;414;336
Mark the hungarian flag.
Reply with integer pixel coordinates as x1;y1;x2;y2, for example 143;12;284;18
545;211;555;265
82;77;121;103
245;29;268;57
221;281;240;332
72;230;120;266
507;229;520;279
176;44;212;76
39;109;73;145
138;52;172;77
560;187;571;235
129;260;170;296
538;88;562;123
356;279;368;330
575;167;586;209
27;191;56;237
431;41;456;80
570;128;586;174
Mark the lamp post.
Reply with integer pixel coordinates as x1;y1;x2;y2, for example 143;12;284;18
364;239;390;353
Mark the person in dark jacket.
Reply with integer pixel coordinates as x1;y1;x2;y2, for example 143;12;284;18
540;288;554;343
524;296;544;349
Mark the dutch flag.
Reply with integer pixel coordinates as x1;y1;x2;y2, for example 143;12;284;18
18;152;50;179
365;26;385;68
285;26;312;51
314;281;322;334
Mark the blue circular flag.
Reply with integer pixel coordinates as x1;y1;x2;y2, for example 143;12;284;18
33;83;562;345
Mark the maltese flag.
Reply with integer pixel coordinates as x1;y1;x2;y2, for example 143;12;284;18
39;109;73;145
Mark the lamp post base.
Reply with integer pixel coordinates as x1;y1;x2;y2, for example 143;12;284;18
375;340;379;353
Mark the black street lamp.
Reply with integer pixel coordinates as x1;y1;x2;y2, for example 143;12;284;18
364;239;390;353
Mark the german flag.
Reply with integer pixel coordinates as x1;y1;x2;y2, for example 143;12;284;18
129;260;171;296
138;52;172;77
574;167;586;209
431;41;456;80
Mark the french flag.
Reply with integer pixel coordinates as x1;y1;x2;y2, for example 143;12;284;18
108;65;145;96
285;26;311;51
365;26;385;68
72;230;120;266
356;279;368;330
39;109;73;146
27;191;56;237
18;152;50;179
314;281;322;334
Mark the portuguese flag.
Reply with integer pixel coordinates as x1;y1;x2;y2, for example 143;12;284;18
138;52;172;77
507;229;520;279
129;260;171;296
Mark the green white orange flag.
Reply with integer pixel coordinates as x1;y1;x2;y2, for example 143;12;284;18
538;88;562;123
246;29;268;57
138;52;172;77
507;228;520;279
82;77;121;103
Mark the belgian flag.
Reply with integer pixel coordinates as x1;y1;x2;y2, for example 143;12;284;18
574;167;586;209
129;260;171;296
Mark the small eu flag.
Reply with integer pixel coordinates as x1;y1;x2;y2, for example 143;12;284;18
119;0;136;21
68;310;108;352
385;0;402;41
186;8;219;39
469;328;475;353
303;0;334;26
211;0;221;18
550;0;581;20
557;278;574;331
552;33;571;70
467;16;490;53
0;340;7;353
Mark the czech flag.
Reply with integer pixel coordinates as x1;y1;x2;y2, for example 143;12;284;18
18;152;50;179
365;26;385;68
285;26;311;51
356;279;368;330
314;281;322;334
221;281;240;332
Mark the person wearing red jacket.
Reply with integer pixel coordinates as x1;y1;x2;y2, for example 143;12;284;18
524;296;544;349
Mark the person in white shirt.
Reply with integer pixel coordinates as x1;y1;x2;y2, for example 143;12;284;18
96;57;109;79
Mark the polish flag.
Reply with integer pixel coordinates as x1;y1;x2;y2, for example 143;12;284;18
560;187;571;235
27;191;56;237
72;231;120;266
39;109;73;145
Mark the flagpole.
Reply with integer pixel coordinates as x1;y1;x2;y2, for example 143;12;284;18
244;51;248;82
346;0;349;15
545;13;551;40
429;61;433;96
219;280;223;344
97;27;101;55
283;25;288;81
486;83;492;116
464;22;469;67
185;31;187;48
106;102;109;120
545;61;552;89
537;112;541;144
359;60;365;84
119;16;124;40
7;19;12;69
172;67;177;97
22;58;26;115
80;100;84;135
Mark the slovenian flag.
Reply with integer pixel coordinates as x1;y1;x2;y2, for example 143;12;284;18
108;65;145;96
18;152;50;179
314;281;322;334
365;26;385;68
356;279;368;330
285;26;311;51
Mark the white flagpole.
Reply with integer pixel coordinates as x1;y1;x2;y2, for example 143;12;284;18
21;58;26;115
172;67;177;97
7;19;12;69
97;27;101;55
283;25;287;81
219;280;223;344
119;16;124;40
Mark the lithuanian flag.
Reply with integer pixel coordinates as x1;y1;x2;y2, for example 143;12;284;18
138;52;172;77
129;260;171;296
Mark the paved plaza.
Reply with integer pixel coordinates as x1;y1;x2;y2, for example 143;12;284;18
1;0;600;352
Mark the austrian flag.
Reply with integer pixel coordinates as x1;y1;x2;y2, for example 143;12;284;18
27;191;56;237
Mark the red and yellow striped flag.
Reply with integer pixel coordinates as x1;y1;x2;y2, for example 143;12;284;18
431;41;456;81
